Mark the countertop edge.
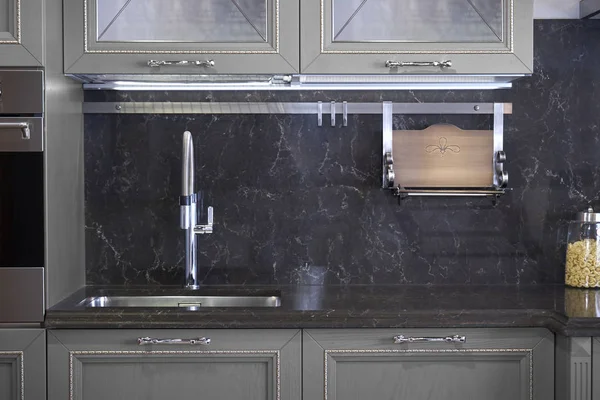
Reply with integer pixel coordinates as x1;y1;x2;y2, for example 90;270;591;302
43;309;591;336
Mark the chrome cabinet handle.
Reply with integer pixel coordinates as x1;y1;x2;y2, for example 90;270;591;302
137;337;211;345
394;335;466;344
148;60;215;68
0;122;30;139
386;60;452;68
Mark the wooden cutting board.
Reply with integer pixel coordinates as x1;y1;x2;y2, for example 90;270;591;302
392;124;493;188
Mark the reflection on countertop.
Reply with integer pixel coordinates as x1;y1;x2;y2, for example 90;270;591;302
45;284;600;336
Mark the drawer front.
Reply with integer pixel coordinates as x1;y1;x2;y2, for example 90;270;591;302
49;329;301;400
304;328;554;400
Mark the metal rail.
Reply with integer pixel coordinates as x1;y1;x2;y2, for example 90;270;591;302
82;102;512;116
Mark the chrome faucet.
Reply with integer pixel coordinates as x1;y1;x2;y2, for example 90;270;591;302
180;131;213;289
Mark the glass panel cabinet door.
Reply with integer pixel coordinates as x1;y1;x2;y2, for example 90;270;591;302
0;0;44;67
332;0;504;43
64;0;299;74
96;0;269;43
301;0;533;75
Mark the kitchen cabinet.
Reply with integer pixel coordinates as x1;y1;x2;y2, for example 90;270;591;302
303;328;554;400
556;336;593;400
48;329;301;400
594;337;600;400
0;329;46;400
63;0;300;75
300;0;533;75
0;0;44;66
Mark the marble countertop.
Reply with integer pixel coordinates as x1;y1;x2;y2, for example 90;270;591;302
44;285;600;336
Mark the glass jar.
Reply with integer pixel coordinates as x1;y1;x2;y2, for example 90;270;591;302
565;288;600;317
565;207;600;288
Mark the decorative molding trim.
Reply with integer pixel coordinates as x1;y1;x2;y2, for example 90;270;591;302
83;0;279;54
0;351;24;400
425;137;461;156
510;0;515;53
320;0;514;55
69;349;280;400
572;360;591;400
0;0;21;44
323;348;533;400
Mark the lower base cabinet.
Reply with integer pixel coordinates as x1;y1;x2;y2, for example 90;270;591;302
47;328;555;400
0;329;46;400
48;329;301;400
303;328;554;400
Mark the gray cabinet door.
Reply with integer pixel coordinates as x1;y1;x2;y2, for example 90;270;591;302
304;328;553;400
64;0;299;74
0;0;44;66
0;329;46;400
301;0;533;75
48;329;301;400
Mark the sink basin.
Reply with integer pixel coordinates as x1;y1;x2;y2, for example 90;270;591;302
78;295;281;308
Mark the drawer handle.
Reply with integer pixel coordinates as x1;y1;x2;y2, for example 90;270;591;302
148;60;215;68
385;60;452;68
137;337;211;346
0;122;30;139
394;335;466;344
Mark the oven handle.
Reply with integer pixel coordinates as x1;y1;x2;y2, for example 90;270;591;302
0;122;30;139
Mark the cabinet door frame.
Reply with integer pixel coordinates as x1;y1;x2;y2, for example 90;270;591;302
64;0;299;74
0;0;44;66
303;328;554;400
0;329;46;400
48;329;301;400
300;0;533;74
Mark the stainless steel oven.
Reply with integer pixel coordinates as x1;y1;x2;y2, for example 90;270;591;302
0;70;45;323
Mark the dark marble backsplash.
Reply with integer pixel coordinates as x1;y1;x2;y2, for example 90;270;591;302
84;20;600;285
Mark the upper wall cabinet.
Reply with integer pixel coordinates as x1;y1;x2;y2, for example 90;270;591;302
300;0;533;75
0;0;44;67
64;0;300;74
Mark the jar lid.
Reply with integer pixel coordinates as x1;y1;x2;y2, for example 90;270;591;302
577;206;600;222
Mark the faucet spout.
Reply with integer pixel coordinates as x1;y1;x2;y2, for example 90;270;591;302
181;131;199;289
180;131;214;290
182;131;194;197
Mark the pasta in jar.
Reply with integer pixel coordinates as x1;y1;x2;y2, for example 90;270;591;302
566;207;600;288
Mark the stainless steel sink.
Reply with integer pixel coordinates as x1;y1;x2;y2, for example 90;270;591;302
78;295;281;308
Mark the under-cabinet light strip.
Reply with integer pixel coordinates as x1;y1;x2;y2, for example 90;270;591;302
83;82;513;91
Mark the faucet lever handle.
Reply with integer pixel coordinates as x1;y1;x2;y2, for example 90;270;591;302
194;206;214;235
207;206;214;225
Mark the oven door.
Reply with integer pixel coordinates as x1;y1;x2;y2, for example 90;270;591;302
0;118;43;152
0;117;44;323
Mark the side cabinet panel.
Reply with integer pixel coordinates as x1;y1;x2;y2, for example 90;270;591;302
304;328;554;400
556;336;593;400
0;329;46;400
48;329;301;400
593;338;600;400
